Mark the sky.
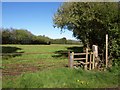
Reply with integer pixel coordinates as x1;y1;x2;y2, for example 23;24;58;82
2;2;77;40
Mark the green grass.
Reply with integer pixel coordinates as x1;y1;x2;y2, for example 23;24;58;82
2;44;119;88
3;68;118;88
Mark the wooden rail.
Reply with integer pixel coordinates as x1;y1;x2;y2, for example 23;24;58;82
73;58;86;60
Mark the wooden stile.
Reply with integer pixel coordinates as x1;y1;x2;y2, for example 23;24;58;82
68;48;95;70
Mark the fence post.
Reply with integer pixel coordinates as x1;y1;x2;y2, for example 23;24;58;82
89;53;92;70
85;48;88;70
92;54;95;69
106;34;108;68
68;51;70;67
69;52;74;68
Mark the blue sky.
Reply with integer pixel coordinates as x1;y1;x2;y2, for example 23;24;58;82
2;2;77;40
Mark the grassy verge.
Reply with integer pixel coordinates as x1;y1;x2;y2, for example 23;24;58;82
3;67;118;88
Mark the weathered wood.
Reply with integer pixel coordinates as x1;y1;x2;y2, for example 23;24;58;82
78;61;94;64
74;53;86;55
88;52;93;54
106;34;108;68
68;48;95;70
84;48;88;70
92;45;98;58
74;62;89;65
92;54;95;69
80;61;89;65
74;52;93;55
89;53;92;70
69;52;74;68
73;58;86;60
73;63;81;65
68;51;70;67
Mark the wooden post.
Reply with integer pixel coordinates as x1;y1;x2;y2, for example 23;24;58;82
106;34;108;68
89;53;92;70
92;54;95;69
68;51;70;67
70;52;74;68
85;48;88;70
92;45;98;69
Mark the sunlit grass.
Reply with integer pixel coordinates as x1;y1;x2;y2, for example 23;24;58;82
3;68;118;88
2;44;119;88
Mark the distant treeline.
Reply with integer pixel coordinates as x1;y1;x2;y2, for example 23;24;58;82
0;28;81;45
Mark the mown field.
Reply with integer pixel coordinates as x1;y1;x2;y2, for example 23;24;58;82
1;44;119;88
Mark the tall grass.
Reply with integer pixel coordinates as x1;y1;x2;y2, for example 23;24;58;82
3;67;118;88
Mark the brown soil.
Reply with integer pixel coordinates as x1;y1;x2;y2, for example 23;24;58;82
2;63;40;76
2;61;66;76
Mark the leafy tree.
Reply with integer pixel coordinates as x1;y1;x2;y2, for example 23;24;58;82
53;2;120;64
12;29;33;44
2;28;11;44
61;37;67;44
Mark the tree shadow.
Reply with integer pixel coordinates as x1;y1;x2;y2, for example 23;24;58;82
52;46;84;58
52;50;68;58
1;46;24;59
67;46;83;53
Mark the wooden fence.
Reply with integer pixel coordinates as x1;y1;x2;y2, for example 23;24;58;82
68;48;95;70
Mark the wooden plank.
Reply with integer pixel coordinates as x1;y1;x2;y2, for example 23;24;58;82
74;61;92;66
79;61;90;65
74;53;86;55
88;52;93;54
73;63;81;65
73;58;86;60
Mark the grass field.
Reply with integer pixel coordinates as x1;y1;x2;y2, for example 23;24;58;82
1;44;119;88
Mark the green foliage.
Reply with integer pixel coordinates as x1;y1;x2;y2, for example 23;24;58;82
11;29;33;44
53;2;120;65
108;25;120;66
1;28;80;45
1;28;51;45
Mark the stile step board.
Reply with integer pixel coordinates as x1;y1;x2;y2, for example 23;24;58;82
80;61;89;65
74;52;93;55
74;58;86;60
73;63;81;65
88;52;93;54
74;61;90;65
